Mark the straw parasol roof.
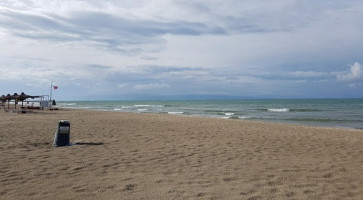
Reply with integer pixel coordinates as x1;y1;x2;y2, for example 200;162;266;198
0;95;7;108
12;93;20;110
16;92;41;113
16;92;40;101
1;92;41;112
0;95;6;103
5;94;13;109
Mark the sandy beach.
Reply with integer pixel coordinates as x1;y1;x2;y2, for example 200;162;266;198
0;109;362;200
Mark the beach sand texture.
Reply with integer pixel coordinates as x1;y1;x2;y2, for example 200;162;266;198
0;109;362;200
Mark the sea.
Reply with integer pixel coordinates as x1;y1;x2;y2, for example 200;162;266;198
58;99;363;130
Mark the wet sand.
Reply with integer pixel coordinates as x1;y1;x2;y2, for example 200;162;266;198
0;109;362;199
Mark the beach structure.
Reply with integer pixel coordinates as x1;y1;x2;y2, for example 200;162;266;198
12;93;20;110
0;95;6;107
16;92;41;113
5;94;12;110
0;93;21;110
1;93;51;112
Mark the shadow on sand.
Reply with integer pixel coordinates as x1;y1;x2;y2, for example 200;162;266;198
73;142;104;146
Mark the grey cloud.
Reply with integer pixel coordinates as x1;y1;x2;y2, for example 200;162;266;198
0;8;225;54
289;71;329;78
3;1;351;56
105;65;209;83
62;11;226;36
1;1;363;99
0;9;61;30
85;64;112;70
175;0;212;14
142;65;208;74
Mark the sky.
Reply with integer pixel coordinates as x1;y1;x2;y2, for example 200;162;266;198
1;0;363;100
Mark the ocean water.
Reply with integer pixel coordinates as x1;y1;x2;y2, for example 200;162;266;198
58;99;363;129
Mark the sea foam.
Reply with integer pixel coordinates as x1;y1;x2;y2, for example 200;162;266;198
268;108;290;112
168;112;184;115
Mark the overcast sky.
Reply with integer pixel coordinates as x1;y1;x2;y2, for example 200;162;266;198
1;0;363;100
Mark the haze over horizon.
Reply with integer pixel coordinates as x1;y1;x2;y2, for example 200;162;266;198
1;0;363;100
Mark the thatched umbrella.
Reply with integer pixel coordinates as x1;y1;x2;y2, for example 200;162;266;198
0;95;6;107
4;94;13;110
12;93;20;110
16;92;40;113
0;95;7;109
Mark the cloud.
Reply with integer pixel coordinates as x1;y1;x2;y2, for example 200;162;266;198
0;6;225;54
337;62;361;81
133;83;170;90
3;0;351;55
1;1;363;99
117;83;129;89
289;71;328;78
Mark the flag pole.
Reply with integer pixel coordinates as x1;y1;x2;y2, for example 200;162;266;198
50;81;53;108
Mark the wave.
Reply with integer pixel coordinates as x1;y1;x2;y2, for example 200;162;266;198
134;105;151;107
259;108;322;113
168;112;184;115
228;116;240;119
219;116;252;120
56;99;363;130
239;116;252;119
290;109;322;112
134;104;163;108
268;108;290;112
59;103;77;106
164;104;180;107
204;109;238;113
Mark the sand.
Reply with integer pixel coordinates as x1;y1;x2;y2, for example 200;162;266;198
0;109;362;200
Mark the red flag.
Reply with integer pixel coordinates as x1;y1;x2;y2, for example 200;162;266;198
53;85;58;90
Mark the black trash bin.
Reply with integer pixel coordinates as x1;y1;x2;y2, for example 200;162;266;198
53;120;70;146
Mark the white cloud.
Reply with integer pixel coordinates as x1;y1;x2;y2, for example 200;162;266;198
337;62;361;81
289;71;327;78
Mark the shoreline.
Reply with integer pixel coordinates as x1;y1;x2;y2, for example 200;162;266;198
1;106;362;132
56;99;363;130
1;109;362;199
2;106;362;131
55;107;363;131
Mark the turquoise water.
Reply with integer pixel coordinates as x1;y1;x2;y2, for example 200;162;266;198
58;99;363;129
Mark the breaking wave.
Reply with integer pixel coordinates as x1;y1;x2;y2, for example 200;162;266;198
267;108;290;112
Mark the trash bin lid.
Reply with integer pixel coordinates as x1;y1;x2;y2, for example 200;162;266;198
59;120;70;126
